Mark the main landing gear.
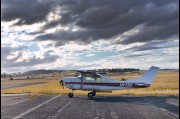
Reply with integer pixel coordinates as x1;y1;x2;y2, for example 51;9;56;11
88;90;96;98
68;90;96;98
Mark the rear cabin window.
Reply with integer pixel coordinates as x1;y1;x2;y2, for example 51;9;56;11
96;77;107;82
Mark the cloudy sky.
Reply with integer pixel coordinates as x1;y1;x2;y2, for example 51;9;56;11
1;0;179;73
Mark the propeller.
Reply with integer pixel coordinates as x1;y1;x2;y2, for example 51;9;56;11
59;71;64;89
60;79;64;89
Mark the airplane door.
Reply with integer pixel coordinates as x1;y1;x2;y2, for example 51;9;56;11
80;75;84;89
70;81;73;89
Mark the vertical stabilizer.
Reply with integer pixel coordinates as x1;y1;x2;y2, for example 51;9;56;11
128;66;160;84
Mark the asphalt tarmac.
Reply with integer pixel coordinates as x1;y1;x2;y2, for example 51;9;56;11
1;94;179;119
1;82;46;89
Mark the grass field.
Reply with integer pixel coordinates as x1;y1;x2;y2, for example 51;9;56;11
1;70;179;96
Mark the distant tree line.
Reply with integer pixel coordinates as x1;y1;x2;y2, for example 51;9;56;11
1;70;62;78
1;68;140;78
1;73;12;78
22;69;62;76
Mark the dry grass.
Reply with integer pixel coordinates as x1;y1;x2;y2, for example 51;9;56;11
1;79;49;84
1;70;179;96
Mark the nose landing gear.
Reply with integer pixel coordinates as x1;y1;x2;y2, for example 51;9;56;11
68;89;74;98
68;93;73;98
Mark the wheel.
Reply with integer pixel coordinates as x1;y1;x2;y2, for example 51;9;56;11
68;93;73;98
88;92;94;98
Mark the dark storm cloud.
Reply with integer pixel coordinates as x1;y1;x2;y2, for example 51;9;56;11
127;41;179;51
1;46;12;61
1;45;28;61
2;0;179;45
121;21;179;44
126;53;150;58
35;29;110;45
27;31;45;35
1;0;56;25
2;54;58;68
1;46;59;68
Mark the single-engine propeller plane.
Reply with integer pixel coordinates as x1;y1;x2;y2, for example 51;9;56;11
60;66;159;98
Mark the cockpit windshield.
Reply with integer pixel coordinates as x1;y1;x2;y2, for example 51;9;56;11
77;74;82;78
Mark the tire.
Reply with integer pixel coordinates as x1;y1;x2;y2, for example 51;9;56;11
88;92;94;98
68;93;73;98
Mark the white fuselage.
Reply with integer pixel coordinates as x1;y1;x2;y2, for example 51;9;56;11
62;77;149;91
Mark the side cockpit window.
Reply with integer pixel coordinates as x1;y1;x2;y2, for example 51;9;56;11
77;72;108;82
84;73;107;82
83;74;95;81
77;74;82;79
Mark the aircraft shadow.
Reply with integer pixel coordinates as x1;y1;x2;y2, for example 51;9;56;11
75;95;179;115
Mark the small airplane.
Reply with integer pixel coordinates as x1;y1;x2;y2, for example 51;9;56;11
60;66;159;98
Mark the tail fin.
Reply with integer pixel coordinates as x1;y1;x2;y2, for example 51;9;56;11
128;66;160;84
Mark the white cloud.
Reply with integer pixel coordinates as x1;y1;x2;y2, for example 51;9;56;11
86;54;95;57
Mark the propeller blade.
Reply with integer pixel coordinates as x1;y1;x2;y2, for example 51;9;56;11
60;71;64;89
60;80;64;89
